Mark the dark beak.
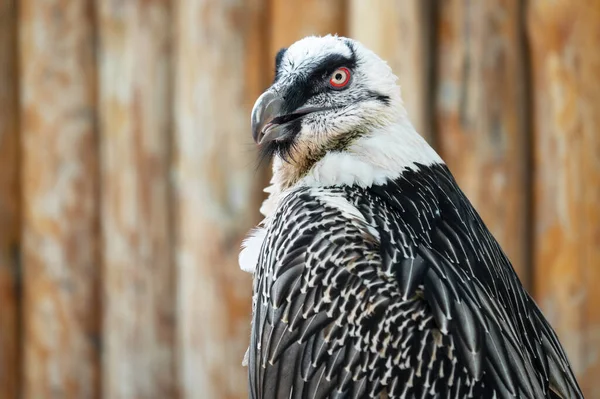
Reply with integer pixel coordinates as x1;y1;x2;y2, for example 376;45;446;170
251;89;332;145
251;90;287;145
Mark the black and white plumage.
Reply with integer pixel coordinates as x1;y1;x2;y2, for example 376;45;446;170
240;35;582;399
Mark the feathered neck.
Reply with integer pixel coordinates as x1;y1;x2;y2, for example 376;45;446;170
261;118;443;217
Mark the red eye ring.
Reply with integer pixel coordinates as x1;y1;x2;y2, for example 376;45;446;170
329;67;351;88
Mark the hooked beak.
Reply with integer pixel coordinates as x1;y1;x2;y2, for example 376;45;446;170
251;90;286;145
251;89;331;145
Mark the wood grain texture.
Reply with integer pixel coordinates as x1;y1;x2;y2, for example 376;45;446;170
268;0;346;73
348;0;434;141
528;2;600;397
19;0;100;397
0;0;20;397
264;0;347;192
2;3;598;397
97;0;175;397
172;0;266;397
434;0;529;284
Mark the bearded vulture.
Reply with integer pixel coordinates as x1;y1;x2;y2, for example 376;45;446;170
239;35;582;399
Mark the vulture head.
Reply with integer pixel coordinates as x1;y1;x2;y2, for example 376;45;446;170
251;35;441;191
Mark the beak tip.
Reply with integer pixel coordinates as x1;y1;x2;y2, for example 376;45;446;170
253;131;264;145
251;89;283;146
251;119;261;144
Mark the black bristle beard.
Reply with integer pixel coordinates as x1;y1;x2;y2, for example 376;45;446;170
256;123;367;190
256;118;303;170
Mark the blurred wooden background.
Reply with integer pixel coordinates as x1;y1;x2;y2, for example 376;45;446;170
0;0;598;398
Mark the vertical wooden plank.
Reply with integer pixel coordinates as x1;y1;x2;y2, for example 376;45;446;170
348;0;434;141
269;0;346;71
0;0;20;397
20;0;100;397
97;0;175;397
173;0;266;397
528;2;600;396
264;0;347;191
434;0;529;283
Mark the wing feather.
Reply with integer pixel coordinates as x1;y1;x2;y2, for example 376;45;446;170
248;164;582;398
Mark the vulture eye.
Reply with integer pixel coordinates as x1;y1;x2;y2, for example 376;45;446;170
329;67;351;89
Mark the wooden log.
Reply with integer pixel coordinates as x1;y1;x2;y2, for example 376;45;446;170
172;0;267;397
97;0;175;397
268;0;346;72
528;2;600;396
348;0;434;141
19;0;100;397
266;0;346;186
0;0;20;397
434;0;530;285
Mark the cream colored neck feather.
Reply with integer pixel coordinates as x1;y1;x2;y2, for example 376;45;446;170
264;116;442;214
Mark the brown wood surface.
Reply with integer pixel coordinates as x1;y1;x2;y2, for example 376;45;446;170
0;0;20;397
172;0;266;397
268;0;346;72
528;2;600;397
434;0;530;285
97;0;175;397
19;0;100;397
263;0;347;192
1;2;599;397
348;0;434;142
